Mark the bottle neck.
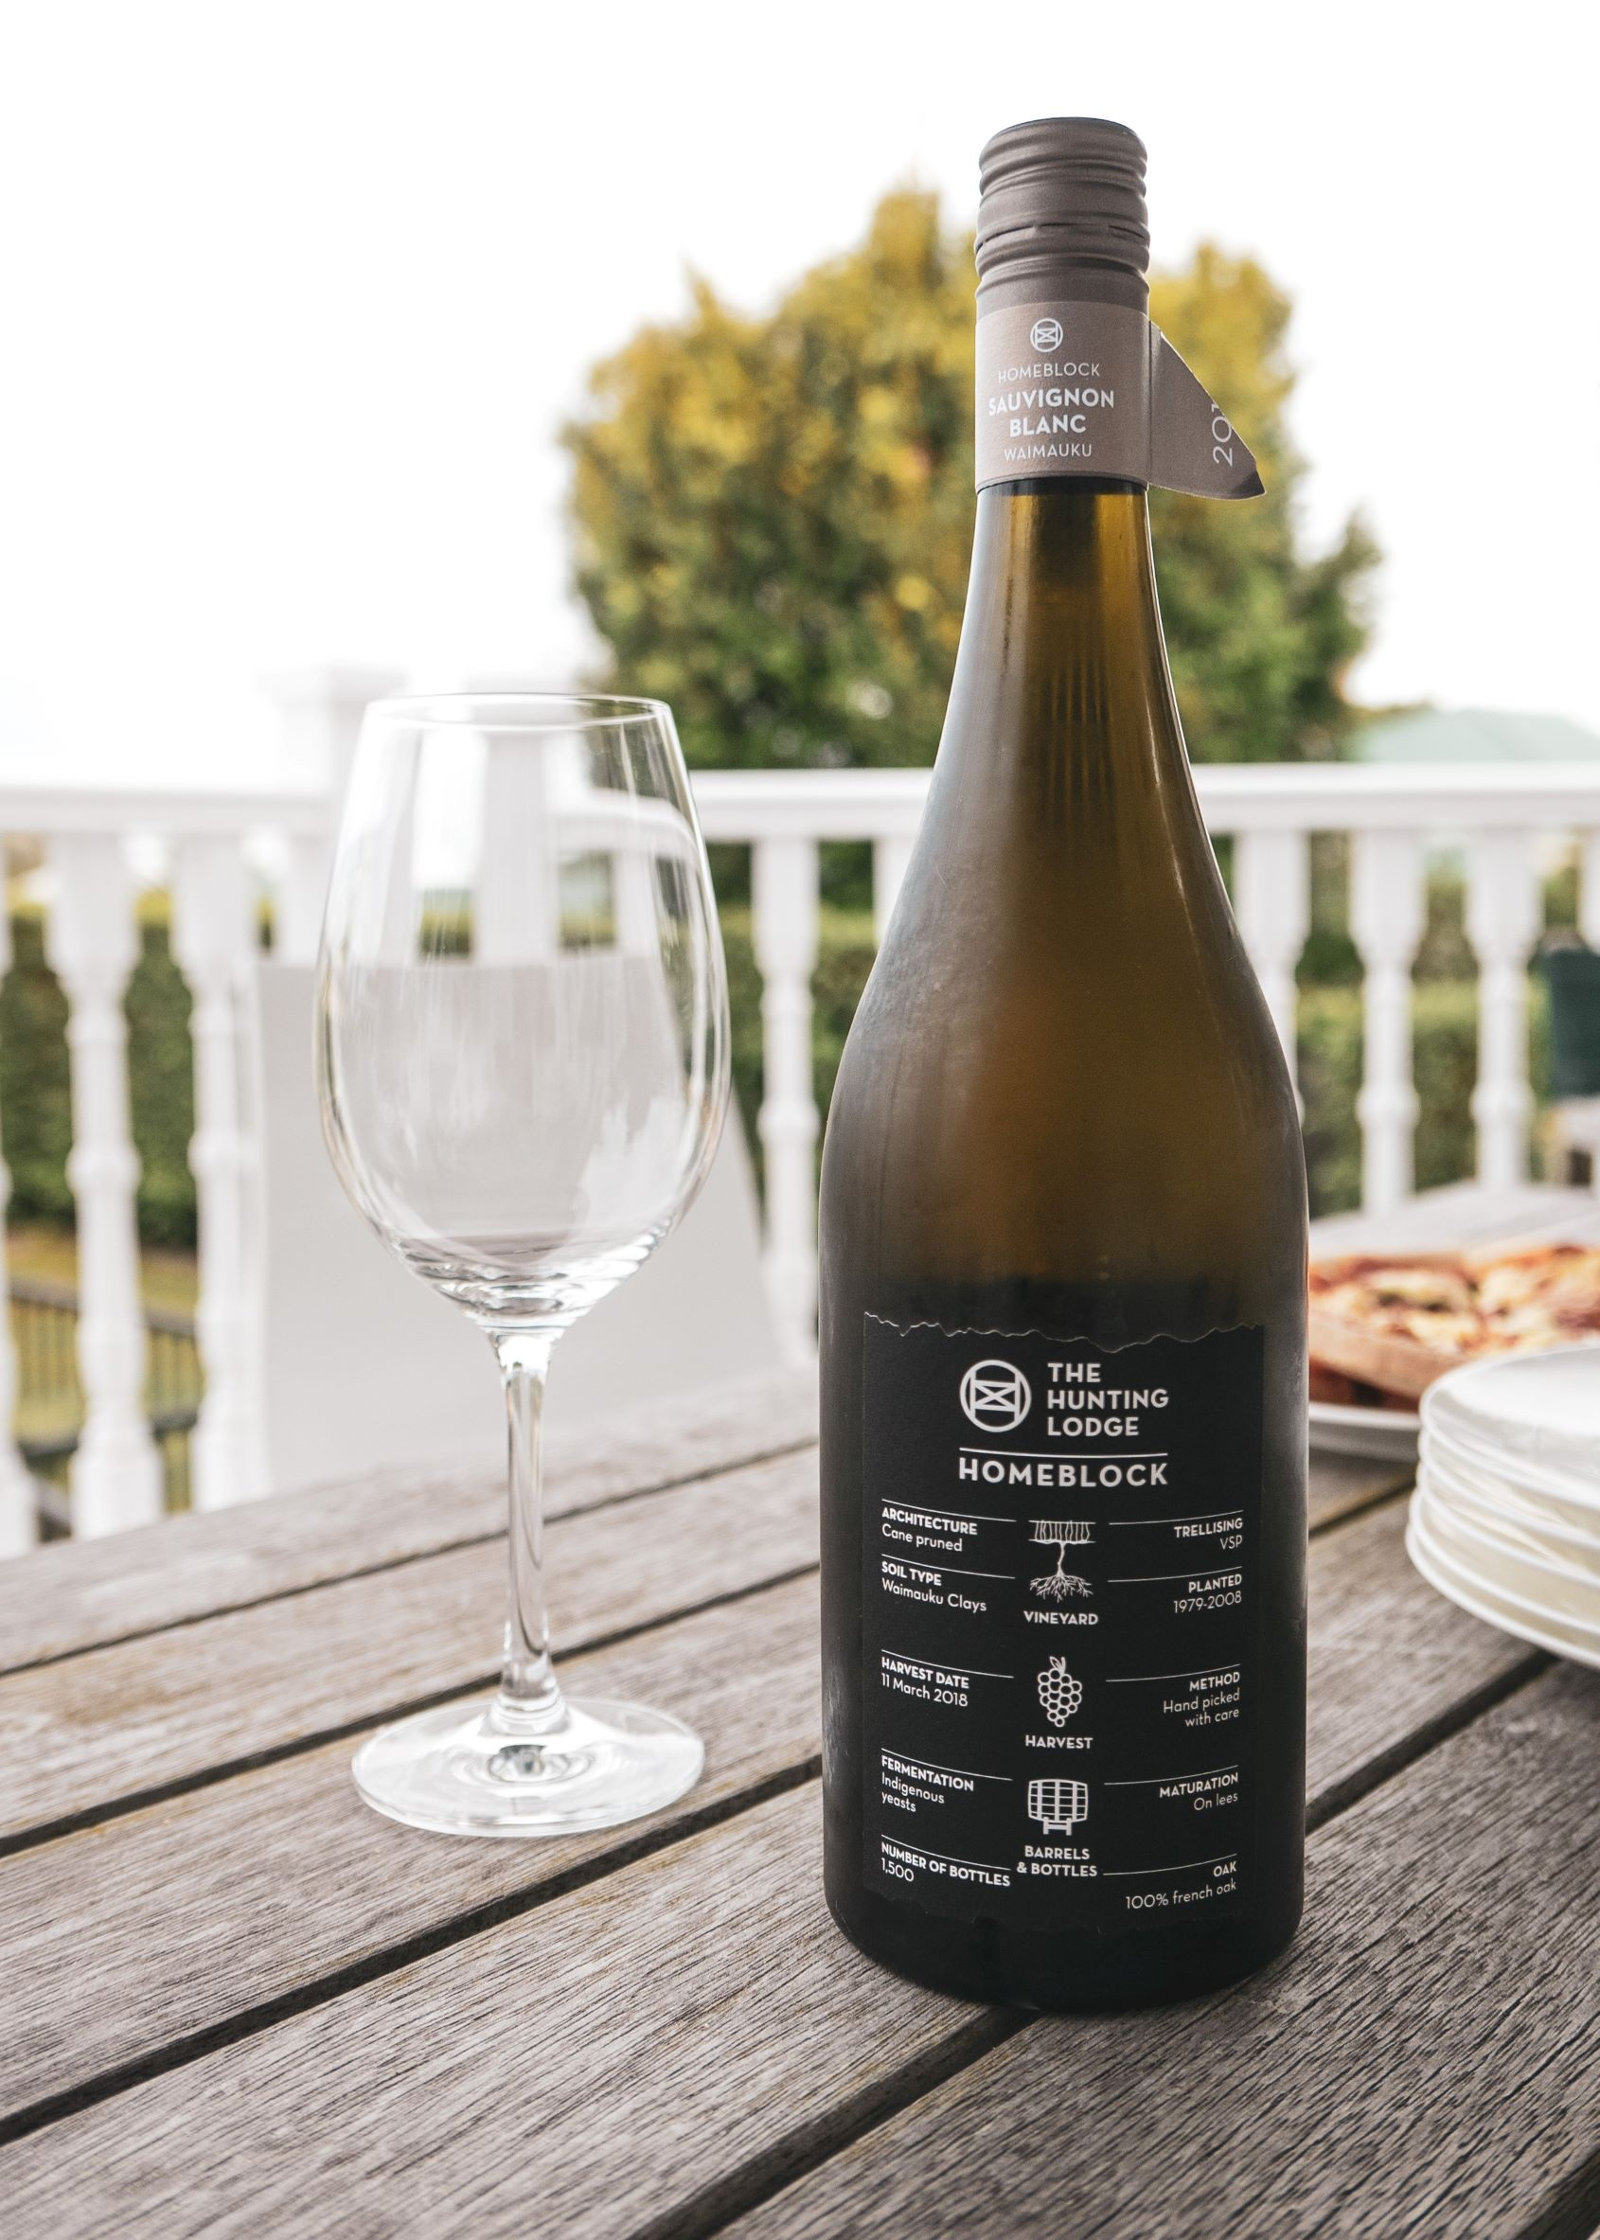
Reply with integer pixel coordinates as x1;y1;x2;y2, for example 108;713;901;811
947;481;1178;762
922;478;1221;923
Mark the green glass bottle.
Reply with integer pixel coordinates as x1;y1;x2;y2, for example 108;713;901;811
818;117;1307;2011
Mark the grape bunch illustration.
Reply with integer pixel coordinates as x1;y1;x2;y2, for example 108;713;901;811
1036;1658;1084;1728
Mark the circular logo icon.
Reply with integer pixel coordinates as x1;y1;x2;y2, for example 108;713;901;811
959;1359;1032;1433
1030;316;1064;352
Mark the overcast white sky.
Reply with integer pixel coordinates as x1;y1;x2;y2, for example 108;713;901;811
0;0;1595;788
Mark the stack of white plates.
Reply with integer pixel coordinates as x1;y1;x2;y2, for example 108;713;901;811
1407;1342;1600;1668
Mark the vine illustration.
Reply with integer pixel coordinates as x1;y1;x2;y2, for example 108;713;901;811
1030;1519;1093;1602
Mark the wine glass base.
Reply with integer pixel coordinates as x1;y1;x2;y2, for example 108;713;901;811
351;1695;705;1838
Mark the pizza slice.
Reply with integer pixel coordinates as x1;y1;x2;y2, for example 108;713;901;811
1309;1244;1600;1406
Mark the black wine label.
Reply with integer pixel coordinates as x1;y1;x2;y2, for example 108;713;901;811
974;300;1264;500
860;1314;1264;1934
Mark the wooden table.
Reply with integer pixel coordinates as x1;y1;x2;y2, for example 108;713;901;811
0;1366;1595;2239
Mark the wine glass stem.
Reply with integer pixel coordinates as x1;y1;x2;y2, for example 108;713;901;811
492;1327;564;1729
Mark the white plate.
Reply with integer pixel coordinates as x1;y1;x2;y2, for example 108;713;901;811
1309;1399;1419;1462
1416;1472;1600;1593
1421;1410;1600;1513
1423;1450;1600;1567
1421;1458;1600;1572
1410;1489;1600;1636
1416;1480;1600;1622
1421;1426;1600;1543
1407;1500;1600;1672
1422;1341;1600;1485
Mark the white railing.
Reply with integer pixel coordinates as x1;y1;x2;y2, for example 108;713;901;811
1;675;1598;1550
0;666;396;1555
695;761;1600;1355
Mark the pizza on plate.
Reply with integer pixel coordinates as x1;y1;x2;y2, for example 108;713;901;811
1308;1243;1600;1408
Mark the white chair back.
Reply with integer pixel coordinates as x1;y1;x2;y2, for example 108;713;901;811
254;962;783;1493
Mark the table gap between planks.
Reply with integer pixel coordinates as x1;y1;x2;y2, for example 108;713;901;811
0;1366;1595;2240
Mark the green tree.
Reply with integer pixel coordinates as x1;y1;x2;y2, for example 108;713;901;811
565;194;1377;769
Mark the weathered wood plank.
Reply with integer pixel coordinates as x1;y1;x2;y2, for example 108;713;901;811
0;1785;991;2239
0;1461;1441;1869
7;1653;1593;2240
0;1366;1369;1681
0;1369;817;1673
1305;1497;1538;1820
731;1661;1600;2240
0;1447;819;1847
0;1494;1530;2176
0;1575;821;2128
1307;1450;1411;1532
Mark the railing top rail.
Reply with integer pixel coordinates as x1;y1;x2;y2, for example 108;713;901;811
691;768;930;841
4;761;1598;850
0;786;328;839
1193;761;1600;831
691;760;1600;841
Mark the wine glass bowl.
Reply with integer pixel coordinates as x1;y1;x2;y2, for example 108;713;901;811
317;694;729;1836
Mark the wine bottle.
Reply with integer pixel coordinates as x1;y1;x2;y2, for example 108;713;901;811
818;116;1307;2011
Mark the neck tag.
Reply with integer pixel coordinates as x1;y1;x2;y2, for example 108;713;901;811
975;301;1264;499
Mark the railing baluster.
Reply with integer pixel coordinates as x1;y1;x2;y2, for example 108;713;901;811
1466;831;1542;1191
479;740;558;962
45;836;162;1536
0;904;39;1554
873;834;915;947
614;844;659;955
1350;830;1426;1216
276;835;335;968
265;666;404;963
173;835;268;1508
752;836;820;1360
1231;829;1309;1087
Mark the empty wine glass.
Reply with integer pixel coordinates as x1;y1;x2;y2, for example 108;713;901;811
317;694;729;1836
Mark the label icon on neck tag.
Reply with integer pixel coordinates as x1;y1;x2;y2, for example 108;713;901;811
975;301;1264;500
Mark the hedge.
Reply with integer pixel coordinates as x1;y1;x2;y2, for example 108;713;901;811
0;904;1555;1249
0;908;196;1247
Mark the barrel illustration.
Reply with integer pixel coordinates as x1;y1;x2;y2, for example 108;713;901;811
1028;1778;1089;1836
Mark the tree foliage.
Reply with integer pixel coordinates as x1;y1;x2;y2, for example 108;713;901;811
565;193;1377;768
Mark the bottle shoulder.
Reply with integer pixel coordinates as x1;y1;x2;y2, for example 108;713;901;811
838;845;1293;1130
821;870;1305;1292
819;485;1306;1295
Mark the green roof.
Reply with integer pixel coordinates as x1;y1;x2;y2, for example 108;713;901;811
1356;708;1600;763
